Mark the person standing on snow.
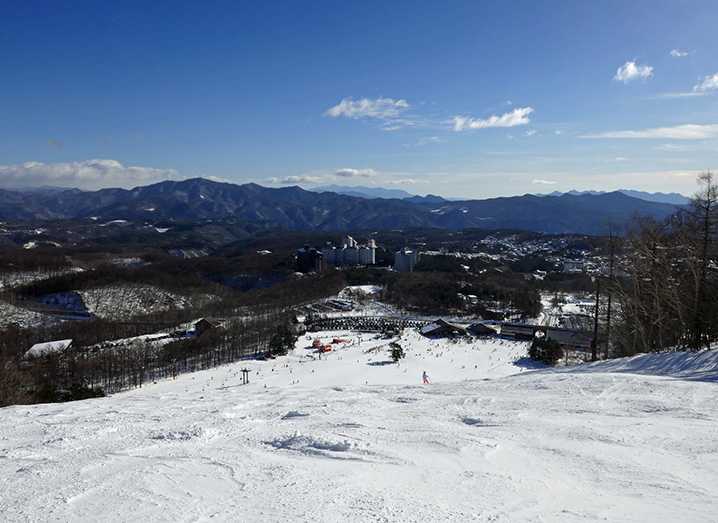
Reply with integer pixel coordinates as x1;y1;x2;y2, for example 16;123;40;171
422;370;430;384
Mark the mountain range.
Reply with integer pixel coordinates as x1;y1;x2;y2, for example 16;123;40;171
0;178;682;235
311;185;415;200
542;189;691;206
310;184;691;206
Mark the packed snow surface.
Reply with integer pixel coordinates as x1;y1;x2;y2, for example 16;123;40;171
2;331;718;522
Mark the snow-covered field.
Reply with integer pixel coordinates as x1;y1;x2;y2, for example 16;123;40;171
0;268;84;290
1;331;717;522
0;300;55;328
79;285;214;320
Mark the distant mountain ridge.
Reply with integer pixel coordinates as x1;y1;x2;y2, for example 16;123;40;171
542;189;690;206
311;185;415;200
0;178;681;235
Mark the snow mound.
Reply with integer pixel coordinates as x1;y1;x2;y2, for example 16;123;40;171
281;410;310;420
149;427;203;441
566;349;718;382
268;434;354;456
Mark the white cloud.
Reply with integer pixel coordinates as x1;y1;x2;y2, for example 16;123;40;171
386;178;423;185
656;91;707;99
452;107;534;131
270;175;324;185
670;49;689;58
324;97;409;120
614;61;654;83
334;168;377;178
380;118;419;131
269;168;379;186
532;179;557;185
408;136;444;147
554;130;563;135
205;175;233;183
694;73;718;92
654;143;693;152
0;159;178;190
581;123;718;140
655;74;718;98
525;129;537;137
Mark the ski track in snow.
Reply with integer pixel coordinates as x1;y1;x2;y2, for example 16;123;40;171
1;331;717;522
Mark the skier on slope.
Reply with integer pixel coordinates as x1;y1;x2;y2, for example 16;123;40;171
422;370;430;384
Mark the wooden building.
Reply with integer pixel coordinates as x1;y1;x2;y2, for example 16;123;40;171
420;319;468;338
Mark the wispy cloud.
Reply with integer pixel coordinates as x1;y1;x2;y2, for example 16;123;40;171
386;178;425;185
525;129;537;137
417;136;443;145
653;73;718;99
334;168;377;178
655;91;707;99
654;143;695;152
670;49;689;58
694;73;718;93
404;136;445;148
452;107;534;131
325;97;409;120
532;179;557;185
0;159;178;190
269;175;324;185
581;123;718;140
269;168;378;186
614;60;653;83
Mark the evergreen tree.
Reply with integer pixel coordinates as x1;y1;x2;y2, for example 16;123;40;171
389;342;405;362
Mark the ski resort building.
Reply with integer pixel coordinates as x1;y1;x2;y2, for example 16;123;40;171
543;327;593;352
500;322;594;352
193;318;228;337
420;319;468;338
295;246;325;273
322;235;377;267
562;260;584;273
468;322;499;336
24;339;74;359
394;248;419;272
500;323;538;340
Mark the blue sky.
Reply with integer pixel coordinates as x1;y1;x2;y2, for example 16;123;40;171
1;1;716;197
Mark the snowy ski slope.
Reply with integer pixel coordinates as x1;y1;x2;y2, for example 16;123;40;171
1;331;717;522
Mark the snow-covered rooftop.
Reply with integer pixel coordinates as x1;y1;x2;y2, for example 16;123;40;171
24;339;73;359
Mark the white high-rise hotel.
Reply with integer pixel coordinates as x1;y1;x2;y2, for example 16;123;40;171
394;247;419;272
322;235;376;267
